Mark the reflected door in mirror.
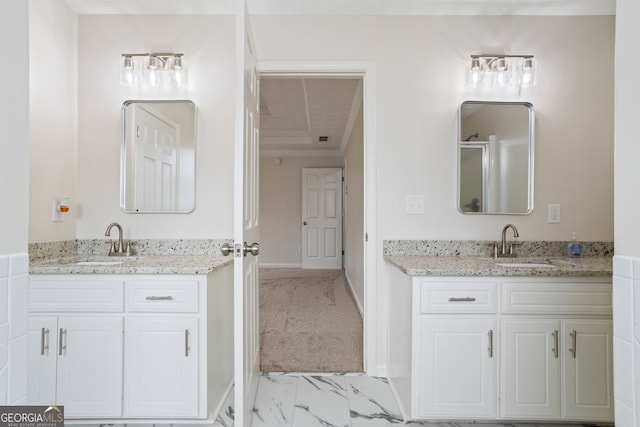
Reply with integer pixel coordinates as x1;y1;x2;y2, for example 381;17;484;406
121;100;196;213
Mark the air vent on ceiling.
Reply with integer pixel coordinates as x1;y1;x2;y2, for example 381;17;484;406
316;136;329;143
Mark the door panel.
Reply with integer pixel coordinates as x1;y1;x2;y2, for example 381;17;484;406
562;320;613;419
234;1;260;426
302;168;343;269
56;316;123;417
501;319;560;418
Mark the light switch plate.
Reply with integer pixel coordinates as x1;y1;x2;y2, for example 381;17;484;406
548;204;561;223
406;195;425;214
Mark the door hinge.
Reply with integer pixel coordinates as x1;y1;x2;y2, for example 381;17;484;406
342;250;345;255
365;232;368;242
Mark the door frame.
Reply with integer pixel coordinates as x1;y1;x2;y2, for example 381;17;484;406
259;61;378;375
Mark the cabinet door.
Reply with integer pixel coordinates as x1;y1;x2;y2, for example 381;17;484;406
417;318;496;418
562;320;613;420
124;317;199;417
27;316;57;405
501;319;560;418
56;316;124;417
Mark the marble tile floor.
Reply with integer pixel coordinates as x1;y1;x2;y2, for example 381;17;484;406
251;373;611;427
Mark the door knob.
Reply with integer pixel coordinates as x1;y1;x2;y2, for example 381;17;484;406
243;242;259;256
220;243;233;256
221;242;260;257
303;221;308;225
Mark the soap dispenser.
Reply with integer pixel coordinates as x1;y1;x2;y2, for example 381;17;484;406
566;232;582;258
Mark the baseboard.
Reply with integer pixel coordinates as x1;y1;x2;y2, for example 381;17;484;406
259;263;302;269
344;270;364;318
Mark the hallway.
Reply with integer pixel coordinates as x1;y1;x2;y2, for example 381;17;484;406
259;268;363;373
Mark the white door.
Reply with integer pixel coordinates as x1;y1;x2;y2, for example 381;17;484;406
302;168;343;269
418;318;496;418
134;104;179;212
562;320;613;420
501;319;560;418
232;2;261;426
124;317;198;417
55;316;123;417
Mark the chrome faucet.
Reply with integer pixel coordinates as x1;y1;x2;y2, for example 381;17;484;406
499;224;520;257
105;222;130;256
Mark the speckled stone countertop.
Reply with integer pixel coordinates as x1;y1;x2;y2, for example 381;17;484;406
29;255;233;275
384;239;613;277
385;256;613;277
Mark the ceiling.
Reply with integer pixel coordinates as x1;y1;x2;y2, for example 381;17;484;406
58;0;615;156
60;0;615;16
260;77;362;157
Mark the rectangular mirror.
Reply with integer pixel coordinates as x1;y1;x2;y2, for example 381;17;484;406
121;100;196;213
458;101;534;215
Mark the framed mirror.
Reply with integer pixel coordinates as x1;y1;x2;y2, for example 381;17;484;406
458;101;534;215
121;100;196;213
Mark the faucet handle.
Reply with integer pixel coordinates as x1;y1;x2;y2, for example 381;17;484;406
108;241;117;256
486;242;499;258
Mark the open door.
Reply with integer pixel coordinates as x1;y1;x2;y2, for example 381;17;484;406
232;1;260;426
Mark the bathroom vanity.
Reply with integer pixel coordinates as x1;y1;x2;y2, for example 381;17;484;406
27;255;233;424
386;255;613;423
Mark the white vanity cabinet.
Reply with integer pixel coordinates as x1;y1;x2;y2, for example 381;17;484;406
28;267;234;424
500;281;613;421
387;268;613;423
123;279;201;417
27;279;124;416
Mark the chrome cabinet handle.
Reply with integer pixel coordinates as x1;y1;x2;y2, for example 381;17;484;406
58;328;67;356
448;297;476;302
40;328;49;355
570;330;577;358
185;329;190;357
145;295;173;301
488;330;494;358
552;330;559;358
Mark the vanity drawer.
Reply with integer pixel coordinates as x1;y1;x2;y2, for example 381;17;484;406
419;281;497;314
501;281;612;315
29;279;124;312
125;280;199;313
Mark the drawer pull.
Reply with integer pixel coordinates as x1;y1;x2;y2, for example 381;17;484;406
40;328;49;355
552;330;559;358
448;297;476;302
145;295;174;301
185;329;190;357
570;330;577;358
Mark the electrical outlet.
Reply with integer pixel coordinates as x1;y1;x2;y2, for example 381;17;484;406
406;195;425;214
548;204;561;223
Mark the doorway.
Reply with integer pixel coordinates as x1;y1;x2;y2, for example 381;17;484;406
258;69;371;372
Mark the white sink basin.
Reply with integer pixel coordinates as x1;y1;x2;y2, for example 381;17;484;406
75;261;124;266
495;262;557;268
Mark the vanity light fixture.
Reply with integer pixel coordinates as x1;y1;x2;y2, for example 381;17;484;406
120;52;187;88
467;54;538;89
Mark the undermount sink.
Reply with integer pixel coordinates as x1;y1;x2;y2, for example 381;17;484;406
494;260;557;268
74;261;124;266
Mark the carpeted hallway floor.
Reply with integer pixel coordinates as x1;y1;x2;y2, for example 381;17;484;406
259;268;363;373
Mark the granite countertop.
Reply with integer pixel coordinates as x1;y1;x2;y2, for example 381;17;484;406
29;255;233;275
385;255;613;277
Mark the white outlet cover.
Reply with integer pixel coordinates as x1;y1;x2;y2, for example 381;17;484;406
406;195;425;214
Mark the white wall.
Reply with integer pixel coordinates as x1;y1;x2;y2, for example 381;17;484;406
29;0;78;243
74;15;235;240
259;155;343;267
613;0;640;423
0;0;29;255
0;0;29;404
253;15;614;243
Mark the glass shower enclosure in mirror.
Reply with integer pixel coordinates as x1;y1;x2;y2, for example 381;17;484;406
458;101;534;215
121;100;196;213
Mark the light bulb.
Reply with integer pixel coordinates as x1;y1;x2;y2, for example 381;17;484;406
148;55;159;70
123;55;133;70
471;57;480;71
173;56;182;70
